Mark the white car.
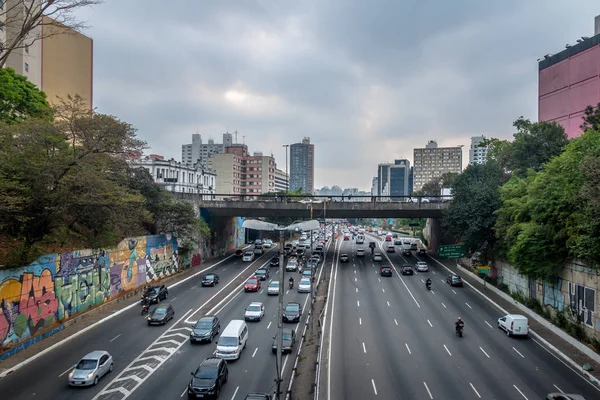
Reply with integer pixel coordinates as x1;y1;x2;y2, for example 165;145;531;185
244;302;265;321
298;277;311;293
356;249;365;257
373;253;383;262
286;261;298;272
242;252;255;262
416;261;429;272
267;280;280;296
263;239;273;248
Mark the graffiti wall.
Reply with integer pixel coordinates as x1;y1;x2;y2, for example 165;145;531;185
0;235;178;347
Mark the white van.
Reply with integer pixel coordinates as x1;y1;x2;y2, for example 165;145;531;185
215;320;249;360
498;314;529;337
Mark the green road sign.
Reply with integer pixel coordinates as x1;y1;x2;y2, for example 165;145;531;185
477;266;491;274
438;244;466;258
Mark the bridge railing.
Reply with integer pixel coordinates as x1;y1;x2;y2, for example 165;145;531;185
182;193;453;203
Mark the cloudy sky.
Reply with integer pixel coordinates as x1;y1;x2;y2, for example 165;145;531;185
75;0;599;191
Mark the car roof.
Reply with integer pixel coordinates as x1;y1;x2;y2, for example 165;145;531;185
402;265;412;268
199;357;222;368
249;302;263;307
198;315;217;322
82;350;108;360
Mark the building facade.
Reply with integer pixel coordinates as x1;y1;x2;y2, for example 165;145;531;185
413;141;462;191
538;16;600;139
469;136;489;165
274;166;288;192
289;137;314;194
208;144;275;195
376;159;413;199
136;154;216;195
181;132;233;168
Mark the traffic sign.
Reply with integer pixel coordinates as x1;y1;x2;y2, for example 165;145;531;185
438;244;466;258
477;266;491;274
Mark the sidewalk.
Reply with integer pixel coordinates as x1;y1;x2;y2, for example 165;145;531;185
431;255;600;384
0;251;239;376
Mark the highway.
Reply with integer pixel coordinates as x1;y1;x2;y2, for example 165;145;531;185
0;238;330;400
324;233;600;400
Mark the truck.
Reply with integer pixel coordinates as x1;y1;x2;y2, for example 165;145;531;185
441;188;453;201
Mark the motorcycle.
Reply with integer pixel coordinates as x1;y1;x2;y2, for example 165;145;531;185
289;280;294;289
426;282;431;291
141;298;150;316
456;324;464;337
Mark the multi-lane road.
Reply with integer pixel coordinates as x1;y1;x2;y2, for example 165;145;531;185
0;238;332;400
322;233;600;400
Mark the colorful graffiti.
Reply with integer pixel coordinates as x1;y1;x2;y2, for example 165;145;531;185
235;217;245;248
543;278;565;312
0;235;178;347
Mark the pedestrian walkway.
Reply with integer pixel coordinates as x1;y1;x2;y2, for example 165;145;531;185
430;255;600;381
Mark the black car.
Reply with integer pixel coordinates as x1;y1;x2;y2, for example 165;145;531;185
283;302;302;323
202;274;219;287
394;239;402;245
254;268;270;281
270;256;280;267
296;248;305;256
418;248;427;256
401;266;414;275
386;245;395;253
402;248;411;256
190;316;220;343
339;254;350;263
447;275;464;287
245;394;271;400
141;285;168;304
380;266;393;277
235;249;244;258
147;304;174;325
272;328;296;354
188;357;228;399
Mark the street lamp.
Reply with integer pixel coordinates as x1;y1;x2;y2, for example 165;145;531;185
242;218;320;400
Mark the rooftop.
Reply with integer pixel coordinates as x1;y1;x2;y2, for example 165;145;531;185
539;33;600;71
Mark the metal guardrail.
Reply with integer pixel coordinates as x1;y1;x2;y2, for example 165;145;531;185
177;193;453;203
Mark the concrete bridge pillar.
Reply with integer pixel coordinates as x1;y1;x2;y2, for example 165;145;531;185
424;218;442;253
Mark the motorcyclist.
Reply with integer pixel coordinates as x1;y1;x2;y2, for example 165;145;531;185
289;276;294;288
455;317;464;332
425;278;432;288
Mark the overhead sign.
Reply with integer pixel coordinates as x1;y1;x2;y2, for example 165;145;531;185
477;266;492;274
438;244;466;259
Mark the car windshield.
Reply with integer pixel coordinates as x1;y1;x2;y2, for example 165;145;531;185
76;359;98;370
204;274;215;280
244;252;253;256
194;367;217;380
153;307;167;315
269;281;279;286
218;336;238;346
247;305;262;312
302;270;311;275
146;287;158;295
285;304;300;312
247;279;258;284
255;270;265;276
300;278;311;285
195;320;213;329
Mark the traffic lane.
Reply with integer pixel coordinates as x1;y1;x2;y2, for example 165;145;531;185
0;254;249;400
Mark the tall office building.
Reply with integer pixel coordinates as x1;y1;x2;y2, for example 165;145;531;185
469;136;489;165
376;159;413;199
182;132;233;168
274;165;289;192
413;141;462;191
289;137;314;194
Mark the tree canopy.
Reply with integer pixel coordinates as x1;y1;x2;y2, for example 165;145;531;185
0;68;51;124
415;172;459;196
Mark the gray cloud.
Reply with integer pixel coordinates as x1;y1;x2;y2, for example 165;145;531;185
75;0;600;189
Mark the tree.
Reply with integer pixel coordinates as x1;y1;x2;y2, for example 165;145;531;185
417;172;459;196
442;162;505;262
580;102;600;132
0;0;101;68
0;68;51;123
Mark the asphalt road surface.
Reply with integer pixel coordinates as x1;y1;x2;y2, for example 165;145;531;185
325;233;600;400
0;239;331;400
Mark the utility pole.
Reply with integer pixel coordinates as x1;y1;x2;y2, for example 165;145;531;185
276;228;285;400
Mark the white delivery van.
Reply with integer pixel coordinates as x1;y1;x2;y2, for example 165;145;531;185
497;314;529;337
215;320;248;360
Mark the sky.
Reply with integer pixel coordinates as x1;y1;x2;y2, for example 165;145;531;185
74;0;600;191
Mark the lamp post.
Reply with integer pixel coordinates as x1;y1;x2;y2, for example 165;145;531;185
242;219;320;400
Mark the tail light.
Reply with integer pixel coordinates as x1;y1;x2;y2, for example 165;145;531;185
510;321;514;330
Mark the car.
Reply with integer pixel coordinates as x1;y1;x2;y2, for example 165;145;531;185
403;240;411;246
301;269;313;281
187;357;228;399
343;235;350;241
446;275;464;287
270;256;280;267
267;280;280;295
339;254;350;263
394;239;402;245
244;302;265;321
235;249;244;257
147;304;175;325
243;252;255;262
498;314;529;337
416;261;429;272
298;277;312;293
190;316;220;343
244;278;261;292
68;350;113;386
386;245;395;253
417;248;427;256
245;394;272;400
141;285;168;304
254;268;270;281
401;266;414;275
296;248;305;256
385;236;392;242
545;393;586;400
283;302;302;323
253;244;264;255
373;253;383;262
356;248;365;257
272;328;296;354
380;266;393;277
202;273;219;287
263;239;273;248
286;260;298;272
402;248;411;256
310;254;321;263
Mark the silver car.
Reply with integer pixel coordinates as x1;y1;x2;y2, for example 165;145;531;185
267;280;280;295
298;277;312;293
68;350;113;387
416;261;429;272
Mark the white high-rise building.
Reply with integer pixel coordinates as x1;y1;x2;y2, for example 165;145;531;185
469;136;489;165
136;155;216;194
181;132;233;168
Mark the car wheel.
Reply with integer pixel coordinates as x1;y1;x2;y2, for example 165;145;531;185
109;363;113;372
215;385;220;397
506;329;511;337
164;292;168;299
93;376;99;386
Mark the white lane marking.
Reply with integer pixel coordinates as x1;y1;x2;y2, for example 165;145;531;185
452;289;457;295
553;384;563;393
440;279;445;283
371;379;378;395
513;347;525;358
432;271;436;274
286;290;290;295
359;318;362;325
171;297;177;301
357;300;360;307
513;384;528;399
362;342;367;353
465;302;472;309
326;238;343;400
479;346;490;358
405;343;411;354
58;365;75;378
109;334;121;342
485;321;493;328
394;319;398;326
386;301;390;307
231;386;239;399
180;387;188;397
355;277;357;282
377;241;421;308
423;381;433;399
443;344;452;356
427;319;433;327
222;268;227;272
356;288;358;293
378;278;381;282
354;270;356;274
441;302;446;308
431;290;435;294
382;288;385;293
470;383;481;398
267;321;272;329
260;290;264;294
252;347;258;357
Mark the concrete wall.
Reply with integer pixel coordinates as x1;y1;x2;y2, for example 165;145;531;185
0;235;178;348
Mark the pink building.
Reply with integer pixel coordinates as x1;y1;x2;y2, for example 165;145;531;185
538;20;600;139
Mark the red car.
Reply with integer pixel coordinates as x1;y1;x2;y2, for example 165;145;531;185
385;236;392;242
344;235;350;241
245;277;261;292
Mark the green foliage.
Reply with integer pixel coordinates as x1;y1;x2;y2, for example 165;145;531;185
0;68;51;124
414;172;458;196
580;102;600;132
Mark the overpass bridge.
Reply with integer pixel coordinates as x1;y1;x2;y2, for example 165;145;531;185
175;194;451;219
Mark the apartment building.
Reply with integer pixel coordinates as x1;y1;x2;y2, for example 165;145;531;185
469;136;489;165
413;140;462;191
289;137;315;194
181;132;234;168
274;166;288;192
136;154;216;195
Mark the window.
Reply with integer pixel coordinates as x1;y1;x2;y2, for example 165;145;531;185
25;46;29;54
24;63;29;72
